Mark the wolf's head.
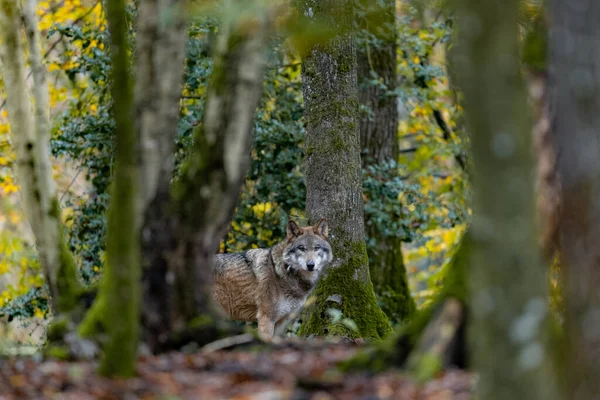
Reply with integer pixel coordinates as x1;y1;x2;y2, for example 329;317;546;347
282;218;333;274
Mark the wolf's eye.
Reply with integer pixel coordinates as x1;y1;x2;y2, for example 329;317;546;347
314;245;321;250
297;246;306;251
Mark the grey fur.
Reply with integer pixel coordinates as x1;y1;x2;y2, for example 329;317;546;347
211;218;332;340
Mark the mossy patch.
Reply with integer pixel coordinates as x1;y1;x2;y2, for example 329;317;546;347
77;294;107;338
45;344;71;360
46;316;70;343
298;240;392;340
367;230;416;324
188;314;215;330
56;225;82;314
339;236;469;373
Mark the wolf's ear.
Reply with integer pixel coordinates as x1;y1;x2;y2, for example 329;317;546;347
313;217;328;238
287;219;303;239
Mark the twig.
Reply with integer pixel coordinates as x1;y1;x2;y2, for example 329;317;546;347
200;333;256;354
59;167;82;205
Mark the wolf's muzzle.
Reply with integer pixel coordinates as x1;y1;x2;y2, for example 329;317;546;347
307;261;315;271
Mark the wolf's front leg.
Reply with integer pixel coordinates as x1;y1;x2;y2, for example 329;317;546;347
257;312;275;341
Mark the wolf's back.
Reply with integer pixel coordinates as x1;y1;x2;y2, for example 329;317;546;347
212;252;260;321
213;252;251;274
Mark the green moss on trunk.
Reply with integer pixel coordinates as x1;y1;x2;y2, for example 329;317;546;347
367;230;416;324
299;241;392;340
78;293;107;338
83;0;140;377
339;236;469;372
54;199;82;314
455;0;560;396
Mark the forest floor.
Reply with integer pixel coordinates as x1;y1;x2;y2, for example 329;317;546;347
0;338;474;399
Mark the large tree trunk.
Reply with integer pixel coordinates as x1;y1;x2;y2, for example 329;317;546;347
357;0;415;323
454;0;560;398
140;3;273;353
297;0;392;340
0;0;80;314
357;0;398;164
134;0;189;351
549;1;600;398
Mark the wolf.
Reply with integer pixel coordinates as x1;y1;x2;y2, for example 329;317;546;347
212;218;333;340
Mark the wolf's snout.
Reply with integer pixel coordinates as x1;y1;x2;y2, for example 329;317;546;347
306;261;315;271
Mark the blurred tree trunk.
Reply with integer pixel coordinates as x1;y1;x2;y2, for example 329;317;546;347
134;0;187;215
76;0;142;377
357;0;415;323
140;4;272;353
0;0;80;314
454;0;560;398
549;1;600;398
523;12;565;315
133;0;189;351
297;0;392;340
522;7;560;262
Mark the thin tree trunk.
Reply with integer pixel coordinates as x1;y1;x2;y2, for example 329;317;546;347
357;0;415;323
0;0;80;314
297;0;392;340
454;0;560;398
549;1;600;398
134;0;187;214
98;0;140;377
141;3;273;353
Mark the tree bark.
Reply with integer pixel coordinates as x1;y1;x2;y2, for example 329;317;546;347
454;0;560;398
134;0;187;215
133;0;189;351
0;0;80;314
297;0;392;340
549;1;600;398
79;0;141;377
356;0;415;323
140;3;273;353
357;0;398;164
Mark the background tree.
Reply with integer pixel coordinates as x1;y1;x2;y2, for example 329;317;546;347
356;0;416;323
135;0;187;215
297;0;392;340
93;0;140;376
138;2;274;352
0;0;80;315
549;0;600;398
454;0;560;398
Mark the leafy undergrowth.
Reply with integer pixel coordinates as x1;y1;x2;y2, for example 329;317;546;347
0;339;474;399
